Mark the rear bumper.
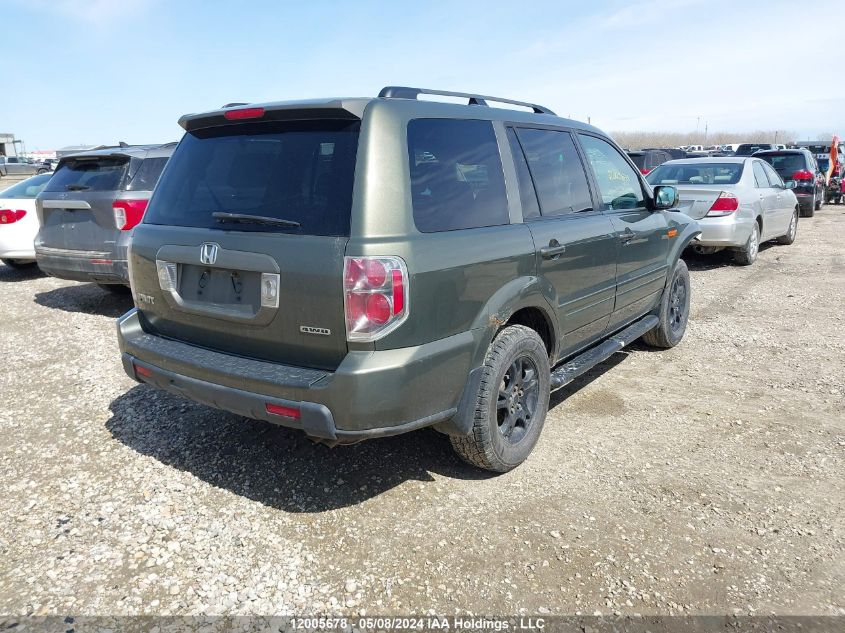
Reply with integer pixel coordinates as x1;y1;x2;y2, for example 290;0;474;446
794;192;814;207
692;215;755;248
117;308;477;441
35;245;129;284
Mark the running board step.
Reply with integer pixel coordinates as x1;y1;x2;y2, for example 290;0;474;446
549;315;659;391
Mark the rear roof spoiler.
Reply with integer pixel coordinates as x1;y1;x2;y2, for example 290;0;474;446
179;98;369;132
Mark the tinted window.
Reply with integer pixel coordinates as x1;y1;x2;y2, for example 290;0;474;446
127;156;169;192
0;173;51;198
647;162;744;185
144;120;359;236
752;162;769;188
578;134;643;210
408;119;509;232
761;162;784;187
628;153;646;169
44;157;130;192
506;128;540;220
757;153;806;176
516;128;592;216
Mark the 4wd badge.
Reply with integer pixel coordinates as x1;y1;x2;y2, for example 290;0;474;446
300;326;331;336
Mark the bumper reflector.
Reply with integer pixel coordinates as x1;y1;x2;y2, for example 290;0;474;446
265;403;301;419
133;363;153;378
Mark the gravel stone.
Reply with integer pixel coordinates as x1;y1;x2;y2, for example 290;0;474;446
0;205;843;615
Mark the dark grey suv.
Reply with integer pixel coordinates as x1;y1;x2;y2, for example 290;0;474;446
35;143;174;289
117;87;700;471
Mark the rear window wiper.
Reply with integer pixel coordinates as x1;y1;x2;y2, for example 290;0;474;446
65;184;91;191
212;211;301;228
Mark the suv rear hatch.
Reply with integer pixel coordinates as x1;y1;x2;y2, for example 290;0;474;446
130;115;360;371
37;155;130;253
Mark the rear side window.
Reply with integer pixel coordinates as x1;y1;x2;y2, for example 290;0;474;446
144;120;359;236
761;162;784;187
506;128;540;220
578;134;644;210
126;157;169;192
408;119;509;232
44;157;130;192
752;162;769;188
516;128;593;216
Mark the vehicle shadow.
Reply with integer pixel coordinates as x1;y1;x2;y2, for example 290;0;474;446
682;249;735;271
105;384;494;513
34;284;133;318
0;263;44;282
549;351;629;408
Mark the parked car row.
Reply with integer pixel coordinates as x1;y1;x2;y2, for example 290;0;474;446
0;155;50;177
0;86;824;471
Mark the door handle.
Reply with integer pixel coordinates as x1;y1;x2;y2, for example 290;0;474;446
619;228;635;244
540;240;566;260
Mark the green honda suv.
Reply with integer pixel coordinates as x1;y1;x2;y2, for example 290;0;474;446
117;86;700;472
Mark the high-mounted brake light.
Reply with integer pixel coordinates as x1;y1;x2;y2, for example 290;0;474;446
706;191;739;216
640;168;651;175
0;209;26;224
343;256;409;341
113;199;149;231
224;107;265;120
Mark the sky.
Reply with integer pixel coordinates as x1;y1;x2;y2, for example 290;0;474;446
2;0;844;151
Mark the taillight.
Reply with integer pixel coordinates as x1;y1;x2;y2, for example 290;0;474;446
640;168;651;175
224;107;265;120
113;199;149;231
707;192;739;216
0;209;26;224
792;170;814;181
343;256;409;341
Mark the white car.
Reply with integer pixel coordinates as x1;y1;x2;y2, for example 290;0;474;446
0;173;52;268
646;157;799;265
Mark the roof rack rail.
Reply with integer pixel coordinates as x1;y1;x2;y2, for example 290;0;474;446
378;86;555;115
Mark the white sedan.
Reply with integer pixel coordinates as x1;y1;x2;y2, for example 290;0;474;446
0;173;52;268
646;157;800;265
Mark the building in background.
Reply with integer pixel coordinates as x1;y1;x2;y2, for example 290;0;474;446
1;133;19;157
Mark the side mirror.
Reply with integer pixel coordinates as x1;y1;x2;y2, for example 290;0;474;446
784;180;796;189
653;185;679;210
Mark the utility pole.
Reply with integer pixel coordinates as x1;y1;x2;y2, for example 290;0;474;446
704;122;708;144
696;116;700;139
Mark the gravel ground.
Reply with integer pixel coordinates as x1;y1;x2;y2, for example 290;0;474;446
0;205;843;617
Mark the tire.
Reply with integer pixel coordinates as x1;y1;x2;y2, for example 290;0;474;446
815;195;822;211
777;208;799;245
36;168;48;174
450;324;550;473
97;283;131;294
801;197;815;217
642;258;690;349
733;221;760;266
1;258;36;269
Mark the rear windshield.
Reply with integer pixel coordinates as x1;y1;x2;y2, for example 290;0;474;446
757;153;806;175
44;156;130;192
0;173;52;198
144;120;359;236
646;162;744;185
627;154;646;169
735;144;771;156
126;156;169;191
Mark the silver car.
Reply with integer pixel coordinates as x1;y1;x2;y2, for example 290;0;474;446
646;157;799;265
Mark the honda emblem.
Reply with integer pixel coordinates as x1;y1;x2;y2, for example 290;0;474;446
199;242;219;265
